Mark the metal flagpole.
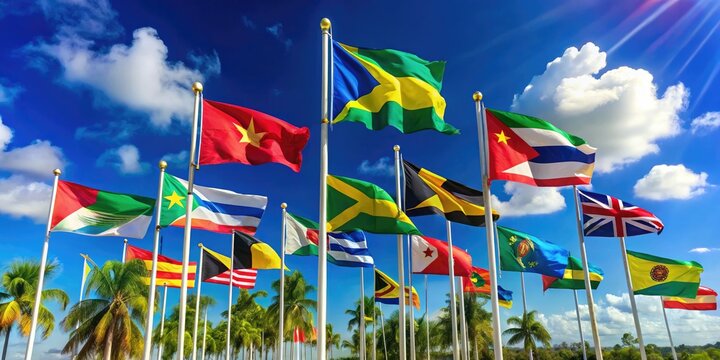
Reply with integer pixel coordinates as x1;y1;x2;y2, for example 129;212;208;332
473;92;503;360
226;233;235;360
360;267;366;360
192;244;205;360
494;223;502;278
177;81;203;359
143;161;167;360
24;168;60;360
122;239;128;263
425;275;430;360
280;203;288;360
317;17;331;360
407;236;416;360
459;277;469;360
74;254;89;358
446;221;460;360
571;185;603;360
157;284;169;360
380;304;388;360
573;290;588;360
619;236;647;360
393;145;407;360
520;273;533;360
372;269;377;360
660;298;678;360
201;307;208;360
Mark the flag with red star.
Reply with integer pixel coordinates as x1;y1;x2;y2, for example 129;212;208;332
199;99;310;172
410;234;472;276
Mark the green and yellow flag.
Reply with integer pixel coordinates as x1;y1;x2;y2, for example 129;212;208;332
327;175;419;235
332;41;458;135
627;250;703;298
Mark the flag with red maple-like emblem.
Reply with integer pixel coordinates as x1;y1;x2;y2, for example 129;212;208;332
199;99;310;172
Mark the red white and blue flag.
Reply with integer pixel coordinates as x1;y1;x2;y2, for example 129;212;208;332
578;189;664;237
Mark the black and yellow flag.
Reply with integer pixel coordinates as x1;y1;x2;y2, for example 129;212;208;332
403;160;499;226
232;231;283;270
201;246;232;281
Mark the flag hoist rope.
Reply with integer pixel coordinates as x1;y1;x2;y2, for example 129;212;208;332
24;168;61;360
473;92;504;360
177;81;203;360
192;243;205;360
317;17;331;360
572;185;603;360
142;161;167;360
279;203;288;360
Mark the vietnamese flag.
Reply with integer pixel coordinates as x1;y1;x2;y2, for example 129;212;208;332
199;99;310;172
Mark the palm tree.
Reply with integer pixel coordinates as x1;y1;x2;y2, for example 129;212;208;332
345;296;379;331
464;294;492;359
0;260;69;360
503;310;552;356
61;259;148;360
154;294;216;360
326;324;341;359
223;289;266;357
268;271;316;344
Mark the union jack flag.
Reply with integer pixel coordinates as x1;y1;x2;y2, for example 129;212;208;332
577;189;664;237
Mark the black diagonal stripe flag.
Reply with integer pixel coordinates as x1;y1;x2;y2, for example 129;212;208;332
403;160;499;226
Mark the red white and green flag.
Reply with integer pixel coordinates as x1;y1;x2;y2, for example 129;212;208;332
285;212;319;256
51;180;155;238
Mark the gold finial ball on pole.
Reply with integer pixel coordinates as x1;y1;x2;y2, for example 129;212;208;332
320;18;331;31
472;91;483;102
198;243;203;248
192;82;203;93
53;168;61;176
393;145;400;152
159;160;168;169
280;202;287;209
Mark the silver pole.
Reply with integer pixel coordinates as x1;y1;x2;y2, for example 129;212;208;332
158;284;168;360
660;298;678;360
425;275;430;360
520;273;533;360
226;233;235;360
317;17;331;360
74;254;89;359
408;236;416;360
380;304;387;360
619;237;647;360
573;290;587;360
360;267;366;360
459;277;469;360
177;81;203;359
192;244;205;360
572;185;603;360
473;93;503;360
280;203;288;360
122;239;128;263
201;307;208;360
24;168;60;360
393;145;407;360
446;221;460;360
372;270;377;360
143;162;166;360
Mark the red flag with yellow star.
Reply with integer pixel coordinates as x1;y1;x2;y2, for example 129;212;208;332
410;234;472;276
199;99;310;172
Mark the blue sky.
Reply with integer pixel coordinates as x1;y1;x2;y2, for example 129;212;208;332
1;0;719;357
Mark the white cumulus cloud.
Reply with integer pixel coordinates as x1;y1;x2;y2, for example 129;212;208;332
31;27;213;128
512;42;687;173
634;164;710;200
97;144;148;175
689;247;720;253
0;116;65;178
690;112;720;134
358;157;394;177
491;182;566;217
0;175;52;223
161;150;188;168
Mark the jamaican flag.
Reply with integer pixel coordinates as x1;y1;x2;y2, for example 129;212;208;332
404;160;499;226
327;175;419;235
332;41;458;134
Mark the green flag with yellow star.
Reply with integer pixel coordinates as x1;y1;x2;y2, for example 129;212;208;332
160;174;267;234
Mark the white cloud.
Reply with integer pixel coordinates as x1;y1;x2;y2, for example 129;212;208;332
689;247;720;253
0;80;22;104
540;292;720;346
512;42;687;173
37;0;122;38
690;112;720;134
634;164;710;200
0;175;52;223
97;144;148;174
31;27;212;128
0;116;65;178
161;150;188;168
491;182;566;217
357;157;394;177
